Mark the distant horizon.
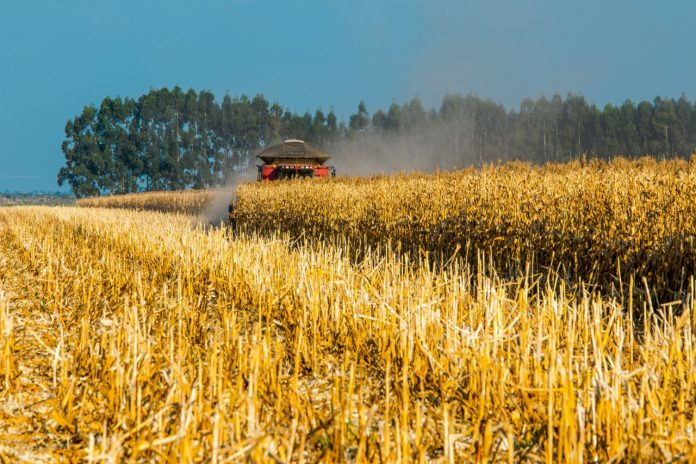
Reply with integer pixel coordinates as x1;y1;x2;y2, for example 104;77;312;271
1;189;73;195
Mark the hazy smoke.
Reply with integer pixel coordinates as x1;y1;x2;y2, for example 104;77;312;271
329;118;480;176
202;166;257;225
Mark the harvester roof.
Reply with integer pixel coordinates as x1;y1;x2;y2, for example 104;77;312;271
256;139;331;165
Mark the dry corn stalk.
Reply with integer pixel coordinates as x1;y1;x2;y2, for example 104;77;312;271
77;189;216;215
0;205;694;461
234;157;696;297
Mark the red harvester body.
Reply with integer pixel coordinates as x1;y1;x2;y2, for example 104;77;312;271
256;139;335;181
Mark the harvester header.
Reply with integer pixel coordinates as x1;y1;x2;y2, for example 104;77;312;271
257;139;335;180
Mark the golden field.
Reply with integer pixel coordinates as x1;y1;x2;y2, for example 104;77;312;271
233;158;696;299
1;159;695;461
80;158;696;298
77;189;216;215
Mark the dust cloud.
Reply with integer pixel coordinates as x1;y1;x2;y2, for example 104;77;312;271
328;118;480;176
202;166;257;226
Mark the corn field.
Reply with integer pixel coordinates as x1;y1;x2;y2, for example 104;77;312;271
1;159;696;461
233;157;696;299
77;189;216;215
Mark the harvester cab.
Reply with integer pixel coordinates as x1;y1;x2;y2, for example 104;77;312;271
256;139;336;181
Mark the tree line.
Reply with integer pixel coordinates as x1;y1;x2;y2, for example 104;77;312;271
59;87;696;196
58;87;339;197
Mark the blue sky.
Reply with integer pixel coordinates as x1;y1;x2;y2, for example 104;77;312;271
1;0;694;191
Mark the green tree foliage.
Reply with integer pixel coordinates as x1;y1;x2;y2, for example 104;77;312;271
58;88;696;197
348;101;369;132
58;105;103;197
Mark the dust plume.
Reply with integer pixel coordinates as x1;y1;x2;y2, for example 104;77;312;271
202;166;257;226
328;117;482;176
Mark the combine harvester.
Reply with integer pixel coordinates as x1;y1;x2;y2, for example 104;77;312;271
228;139;336;225
256;139;336;180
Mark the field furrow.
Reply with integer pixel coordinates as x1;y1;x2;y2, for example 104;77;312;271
0;219;68;462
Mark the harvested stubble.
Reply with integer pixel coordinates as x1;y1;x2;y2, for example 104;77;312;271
233;157;696;297
77;189;216;215
0;206;695;462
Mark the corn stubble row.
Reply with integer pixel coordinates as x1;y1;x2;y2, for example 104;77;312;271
1;206;696;462
77;189;216;215
233;158;696;297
